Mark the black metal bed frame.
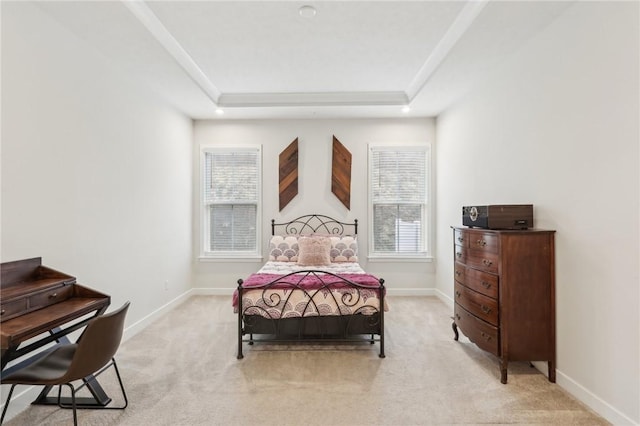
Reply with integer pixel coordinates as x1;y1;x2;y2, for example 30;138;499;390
270;214;358;236
237;214;385;359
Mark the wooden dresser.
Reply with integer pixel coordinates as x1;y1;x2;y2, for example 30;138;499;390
451;227;556;384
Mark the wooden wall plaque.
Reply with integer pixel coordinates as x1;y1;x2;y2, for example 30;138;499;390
331;135;351;210
279;138;298;211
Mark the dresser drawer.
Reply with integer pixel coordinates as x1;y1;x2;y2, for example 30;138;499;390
0;298;28;322
465;248;498;273
454;303;499;356
454;282;498;326
465;268;498;299
454;262;465;284
454;229;466;247
468;232;498;253
28;284;73;310
454;245;465;263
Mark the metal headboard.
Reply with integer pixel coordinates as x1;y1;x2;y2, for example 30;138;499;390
271;214;357;236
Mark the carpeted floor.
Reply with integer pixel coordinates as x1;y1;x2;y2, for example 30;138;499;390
2;296;608;425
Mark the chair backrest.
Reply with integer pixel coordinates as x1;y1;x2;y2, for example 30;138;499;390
63;301;130;382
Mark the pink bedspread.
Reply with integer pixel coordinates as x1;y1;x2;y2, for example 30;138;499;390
232;271;383;309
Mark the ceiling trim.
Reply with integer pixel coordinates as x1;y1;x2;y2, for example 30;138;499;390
121;0;221;105
218;92;409;108
122;0;487;111
405;0;490;101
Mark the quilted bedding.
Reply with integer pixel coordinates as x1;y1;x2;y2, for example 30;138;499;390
234;261;386;318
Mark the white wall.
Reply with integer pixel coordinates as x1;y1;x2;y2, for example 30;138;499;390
2;1;638;424
1;2;193;335
192;118;435;293
435;2;639;424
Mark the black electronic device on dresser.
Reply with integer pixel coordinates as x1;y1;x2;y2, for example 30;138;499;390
451;225;556;384
462;204;533;229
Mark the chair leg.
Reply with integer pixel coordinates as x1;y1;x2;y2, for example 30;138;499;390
66;383;78;426
111;358;128;409
58;358;128;411
0;384;17;425
56;383;78;426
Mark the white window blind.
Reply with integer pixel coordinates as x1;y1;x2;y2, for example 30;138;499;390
202;147;261;256
370;146;429;256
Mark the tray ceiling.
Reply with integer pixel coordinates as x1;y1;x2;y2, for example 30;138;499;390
32;1;574;119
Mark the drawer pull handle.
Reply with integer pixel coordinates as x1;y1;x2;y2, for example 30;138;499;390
481;305;492;314
476;239;487;247
1;309;5;315
455;314;461;320
481;281;491;289
457;237;464;243
480;332;492;341
455;271;462;277
482;259;493;267
455;291;461;298
456;252;462;258
49;293;58;299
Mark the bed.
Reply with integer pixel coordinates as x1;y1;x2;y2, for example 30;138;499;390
234;214;386;359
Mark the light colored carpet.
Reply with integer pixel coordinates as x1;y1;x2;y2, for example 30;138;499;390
3;296;608;425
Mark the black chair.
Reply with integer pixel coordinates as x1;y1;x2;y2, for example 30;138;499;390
1;301;130;425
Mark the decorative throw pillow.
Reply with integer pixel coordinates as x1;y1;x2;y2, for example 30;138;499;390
268;235;299;262
329;235;358;262
297;236;331;266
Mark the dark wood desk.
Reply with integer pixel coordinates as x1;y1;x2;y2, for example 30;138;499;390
1;257;111;405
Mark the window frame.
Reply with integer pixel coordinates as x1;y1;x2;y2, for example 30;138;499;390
367;143;433;262
199;145;262;261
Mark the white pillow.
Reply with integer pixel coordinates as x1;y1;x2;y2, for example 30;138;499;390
329;235;358;262
268;235;299;261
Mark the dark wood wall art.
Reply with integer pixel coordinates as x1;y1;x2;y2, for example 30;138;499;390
279;138;299;211
331;135;352;210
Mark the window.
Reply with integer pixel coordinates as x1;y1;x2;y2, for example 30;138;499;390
201;146;261;258
368;145;431;259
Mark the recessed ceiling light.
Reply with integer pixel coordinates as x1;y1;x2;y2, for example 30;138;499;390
299;5;316;18
215;108;224;115
401;106;411;113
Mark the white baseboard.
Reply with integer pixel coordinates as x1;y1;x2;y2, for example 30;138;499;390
191;287;235;296
385;288;434;296
555;369;637;425
132;287;450;300
122;290;192;342
0;386;42;422
434;288;454;308
191;287;439;297
0;290;193;422
3;289;635;426
433;288;637;425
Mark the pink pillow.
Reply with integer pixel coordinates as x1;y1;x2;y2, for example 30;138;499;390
297;236;331;266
